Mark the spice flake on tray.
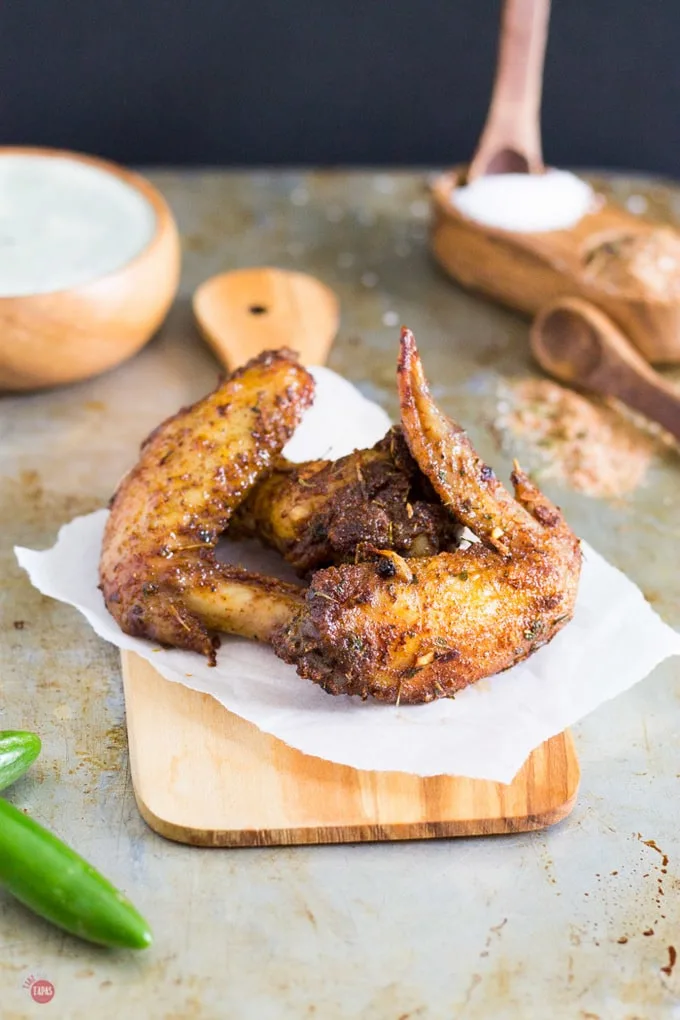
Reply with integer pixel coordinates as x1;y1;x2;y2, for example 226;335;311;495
492;377;669;499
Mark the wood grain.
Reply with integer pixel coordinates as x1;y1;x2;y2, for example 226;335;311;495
467;0;550;181
0;146;180;391
431;167;680;364
122;652;580;846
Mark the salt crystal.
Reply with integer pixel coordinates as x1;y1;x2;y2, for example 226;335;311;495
451;169;594;234
361;271;379;288
290;187;309;206
626;194;648;215
382;311;399;327
409;199;429;219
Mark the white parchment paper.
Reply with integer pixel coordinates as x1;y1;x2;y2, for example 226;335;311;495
15;367;680;783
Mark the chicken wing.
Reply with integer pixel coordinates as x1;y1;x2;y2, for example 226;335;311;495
100;330;581;705
272;329;582;702
99;349;313;661
230;427;462;576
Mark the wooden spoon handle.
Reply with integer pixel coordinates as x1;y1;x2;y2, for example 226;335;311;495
193;266;339;370
530;297;680;442
467;0;550;181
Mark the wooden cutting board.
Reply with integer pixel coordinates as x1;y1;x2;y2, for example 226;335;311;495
122;651;580;846
119;266;580;846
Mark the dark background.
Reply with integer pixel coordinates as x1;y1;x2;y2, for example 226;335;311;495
2;1;679;175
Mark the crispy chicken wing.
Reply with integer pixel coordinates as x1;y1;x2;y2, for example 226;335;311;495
231;427;462;576
99;349;313;661
100;330;581;706
272;329;582;702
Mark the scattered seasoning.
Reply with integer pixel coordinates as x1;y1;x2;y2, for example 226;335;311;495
584;228;680;301
641;837;669;868
493;378;668;499
13;621;25;630
662;945;677;977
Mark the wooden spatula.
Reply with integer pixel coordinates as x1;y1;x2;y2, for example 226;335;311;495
467;0;551;182
193;266;339;369
530;296;680;442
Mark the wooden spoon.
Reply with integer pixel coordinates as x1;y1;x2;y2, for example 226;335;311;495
530;296;680;442
193;266;339;369
467;0;550;182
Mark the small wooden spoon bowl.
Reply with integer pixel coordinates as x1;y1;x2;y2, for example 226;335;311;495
430;166;680;365
0;147;180;391
193;266;339;370
530;296;680;442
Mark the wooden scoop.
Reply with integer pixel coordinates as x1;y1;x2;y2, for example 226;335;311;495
467;0;550;181
431;0;680;367
193;266;339;369
530;296;680;442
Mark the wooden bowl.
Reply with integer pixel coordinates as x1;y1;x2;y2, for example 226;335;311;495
430;166;680;365
0;147;180;391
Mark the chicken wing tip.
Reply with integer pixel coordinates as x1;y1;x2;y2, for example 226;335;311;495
397;326;417;371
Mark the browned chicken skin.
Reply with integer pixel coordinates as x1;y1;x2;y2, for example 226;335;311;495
100;329;582;705
272;330;582;702
99;349;313;662
231;427;462;576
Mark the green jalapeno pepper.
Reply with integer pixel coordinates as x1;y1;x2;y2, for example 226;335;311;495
0;731;42;791
0;798;152;950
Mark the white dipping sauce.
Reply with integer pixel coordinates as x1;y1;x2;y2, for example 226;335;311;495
0;154;157;297
451;169;595;233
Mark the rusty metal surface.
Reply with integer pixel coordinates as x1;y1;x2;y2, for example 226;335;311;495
1;169;679;1018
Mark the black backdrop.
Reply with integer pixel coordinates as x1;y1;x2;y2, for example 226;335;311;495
2;1;679;175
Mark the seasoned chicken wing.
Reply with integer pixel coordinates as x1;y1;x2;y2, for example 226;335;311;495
99;349;313;661
273;329;582;702
100;329;581;706
231;427;462;576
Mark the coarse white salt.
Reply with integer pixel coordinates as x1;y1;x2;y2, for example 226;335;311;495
409;199;429;219
0;153;156;297
626;194;648;215
290;186;309;206
451;169;594;233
